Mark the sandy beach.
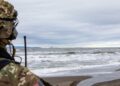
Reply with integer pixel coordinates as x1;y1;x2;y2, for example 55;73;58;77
93;79;120;86
43;75;91;86
43;75;120;86
41;66;120;86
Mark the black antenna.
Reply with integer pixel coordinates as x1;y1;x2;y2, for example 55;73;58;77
24;36;27;67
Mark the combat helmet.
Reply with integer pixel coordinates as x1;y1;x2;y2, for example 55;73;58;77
0;0;18;40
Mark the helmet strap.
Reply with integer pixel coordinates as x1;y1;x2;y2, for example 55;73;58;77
9;42;16;59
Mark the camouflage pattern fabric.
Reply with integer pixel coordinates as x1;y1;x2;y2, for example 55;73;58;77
0;0;18;39
0;0;17;19
0;59;42;86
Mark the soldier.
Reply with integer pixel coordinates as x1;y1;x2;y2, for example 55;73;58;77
0;0;51;86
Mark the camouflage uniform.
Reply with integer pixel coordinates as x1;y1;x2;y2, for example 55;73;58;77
0;58;43;86
0;0;51;86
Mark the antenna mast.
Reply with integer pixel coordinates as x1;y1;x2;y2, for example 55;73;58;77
24;36;27;67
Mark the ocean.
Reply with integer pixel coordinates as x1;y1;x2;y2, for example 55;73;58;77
15;47;120;77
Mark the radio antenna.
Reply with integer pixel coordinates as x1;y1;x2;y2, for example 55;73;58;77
24;36;27;67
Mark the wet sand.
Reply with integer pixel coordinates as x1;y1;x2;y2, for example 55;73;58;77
43;75;91;86
43;75;120;86
93;79;120;86
43;72;120;86
40;65;120;86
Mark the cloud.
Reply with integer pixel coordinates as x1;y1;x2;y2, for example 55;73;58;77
9;0;120;47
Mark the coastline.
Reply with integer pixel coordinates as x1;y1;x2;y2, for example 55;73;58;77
42;71;120;86
40;65;120;86
42;73;120;86
42;75;91;86
93;79;120;86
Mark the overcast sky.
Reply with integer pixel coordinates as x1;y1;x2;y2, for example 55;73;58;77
9;0;120;47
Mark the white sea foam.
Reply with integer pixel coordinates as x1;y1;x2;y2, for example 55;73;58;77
15;47;120;76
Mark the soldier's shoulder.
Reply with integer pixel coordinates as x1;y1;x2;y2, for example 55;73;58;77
2;62;29;74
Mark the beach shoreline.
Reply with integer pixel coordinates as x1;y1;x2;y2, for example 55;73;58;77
93;79;120;86
40;68;120;86
42;75;91;86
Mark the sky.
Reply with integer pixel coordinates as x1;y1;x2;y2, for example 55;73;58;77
9;0;120;47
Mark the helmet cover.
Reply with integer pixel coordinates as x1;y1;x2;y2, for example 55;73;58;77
0;0;18;40
0;0;17;19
